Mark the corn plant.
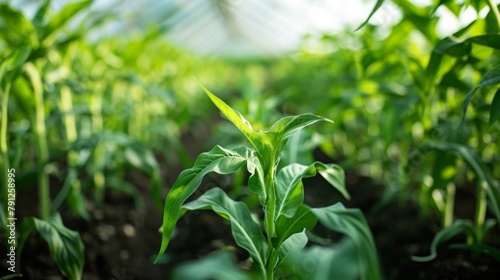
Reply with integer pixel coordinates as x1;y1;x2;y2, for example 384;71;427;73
0;1;93;279
356;0;500;262
156;83;381;280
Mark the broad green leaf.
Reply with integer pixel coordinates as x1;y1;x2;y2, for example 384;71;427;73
40;0;93;42
462;64;500;125
239;147;266;204
412;219;474;262
268;114;333;141
279;238;361;280
434;37;471;57
173;250;252;280
156;145;259;263
432;34;500;59
196;79;257;144
0;46;31;87
277;230;308;265
32;213;84;280
275;162;348;221
196;80;274;170
355;0;386;31
274;205;317;248
33;0;52;29
182;188;267;276
490;88;500;126
0;4;38;48
470;34;500;49
267;113;333;160
311;204;381;280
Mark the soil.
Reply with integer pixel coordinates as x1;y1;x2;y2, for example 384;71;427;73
1;143;499;280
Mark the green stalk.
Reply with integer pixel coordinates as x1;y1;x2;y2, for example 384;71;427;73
60;86;77;143
487;0;500;30
474;181;487;244
443;182;455;228
264;164;276;280
0;83;11;226
89;73;106;208
25;63;50;219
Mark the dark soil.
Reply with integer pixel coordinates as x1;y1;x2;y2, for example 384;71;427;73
1;144;499;279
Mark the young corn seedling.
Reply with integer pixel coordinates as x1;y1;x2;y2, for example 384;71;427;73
156;82;381;280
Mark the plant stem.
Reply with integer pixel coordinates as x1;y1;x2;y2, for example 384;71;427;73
487;0;500;30
89;83;105;208
0;83;11;226
443;182;455;228
264;164;276;280
474;181;487;244
25;63;50;219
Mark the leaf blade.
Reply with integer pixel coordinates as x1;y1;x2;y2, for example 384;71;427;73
275;162;348;221
462;64;500;124
183;188;267;276
156;145;249;263
311;204;381;280
355;0;386;31
33;213;85;280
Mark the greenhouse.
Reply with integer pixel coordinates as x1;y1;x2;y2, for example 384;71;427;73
1;0;500;279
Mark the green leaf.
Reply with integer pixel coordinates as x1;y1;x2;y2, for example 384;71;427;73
182;188;267;276
431;34;500;61
277;230;308;265
0;46;31;87
33;1;52;29
412;219;474;262
470;34;500;49
0;4;38;48
449;242;500;262
311;204;381;280
267;114;333;161
196;80;275;171
32;213;85;280
434;37;471;57
123;146;163;208
275;162;348;221
462;64;500;125
279;238;361;280
40;0;93;42
490;87;500;126
355;0;386;31
196;79;257;145
268;114;333;142
239;147;266;204
274;205;317;248
173;250;252;280
156;145;261;263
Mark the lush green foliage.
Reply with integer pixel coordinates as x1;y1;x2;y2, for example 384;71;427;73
0;0;241;278
1;0;500;278
157;85;381;279
253;0;500;263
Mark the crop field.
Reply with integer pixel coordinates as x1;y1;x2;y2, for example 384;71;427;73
1;0;500;279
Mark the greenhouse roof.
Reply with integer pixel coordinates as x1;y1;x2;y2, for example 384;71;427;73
10;0;474;57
